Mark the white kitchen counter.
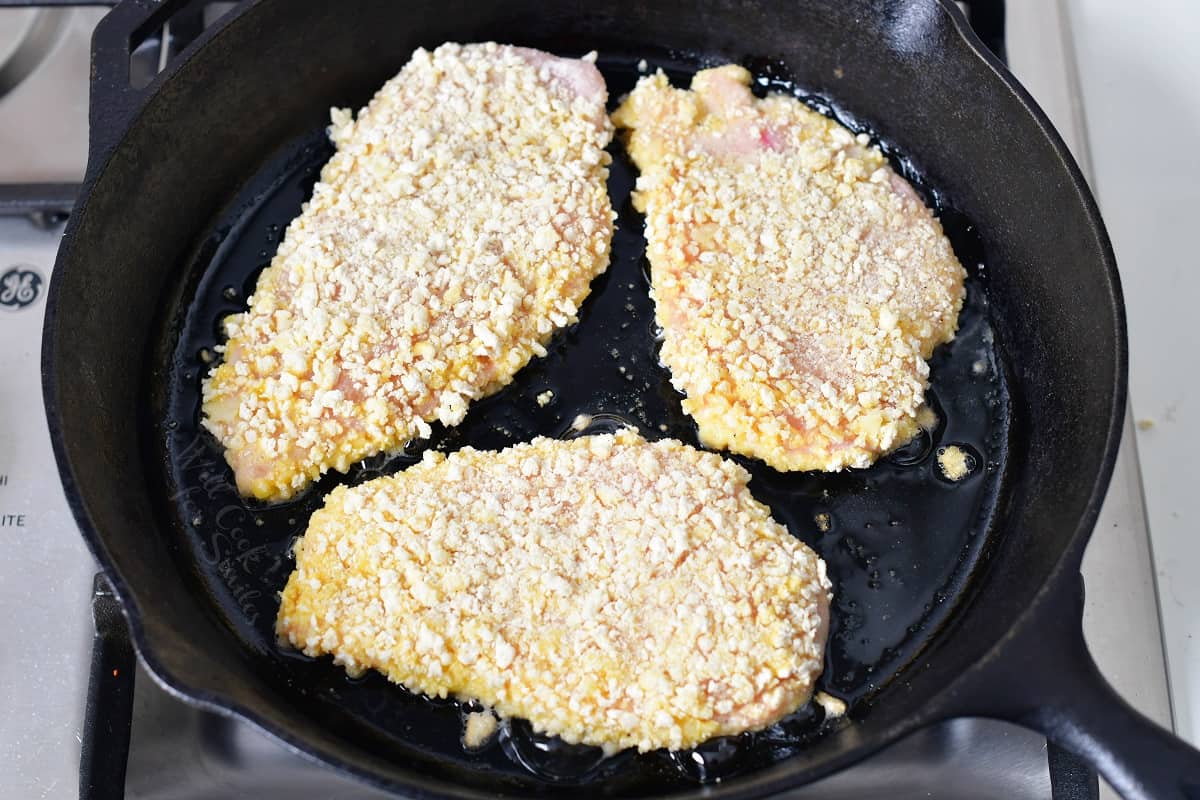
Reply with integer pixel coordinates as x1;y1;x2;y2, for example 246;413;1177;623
1062;0;1200;744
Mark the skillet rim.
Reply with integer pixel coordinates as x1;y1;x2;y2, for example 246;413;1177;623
41;0;1128;796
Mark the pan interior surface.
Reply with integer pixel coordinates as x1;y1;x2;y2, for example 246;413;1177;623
147;50;1011;794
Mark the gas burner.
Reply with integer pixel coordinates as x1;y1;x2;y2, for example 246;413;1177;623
0;8;66;98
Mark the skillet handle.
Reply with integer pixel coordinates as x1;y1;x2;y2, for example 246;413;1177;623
958;572;1200;799
1035;656;1200;800
89;0;207;161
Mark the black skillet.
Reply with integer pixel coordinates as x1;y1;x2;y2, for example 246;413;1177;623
43;0;1200;797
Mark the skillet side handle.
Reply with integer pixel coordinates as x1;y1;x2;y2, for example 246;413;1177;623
959;572;1200;800
89;0;203;162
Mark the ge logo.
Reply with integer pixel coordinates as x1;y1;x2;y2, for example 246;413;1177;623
0;265;43;311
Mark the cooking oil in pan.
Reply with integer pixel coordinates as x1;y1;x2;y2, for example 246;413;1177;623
153;52;1010;790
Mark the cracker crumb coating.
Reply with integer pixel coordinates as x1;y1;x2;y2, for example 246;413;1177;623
276;430;831;753
462;710;499;749
937;444;972;481
202;43;615;500
612;66;965;471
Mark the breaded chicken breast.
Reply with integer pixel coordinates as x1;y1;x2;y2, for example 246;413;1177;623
612;65;965;471
276;430;831;753
202;43;615;501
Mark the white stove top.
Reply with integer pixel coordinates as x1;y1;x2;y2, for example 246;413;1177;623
1063;0;1200;746
0;2;1176;798
0;213;95;800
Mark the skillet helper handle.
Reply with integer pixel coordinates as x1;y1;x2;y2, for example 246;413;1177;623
961;572;1200;800
89;0;203;160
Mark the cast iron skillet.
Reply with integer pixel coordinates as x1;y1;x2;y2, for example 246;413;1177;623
43;0;1200;797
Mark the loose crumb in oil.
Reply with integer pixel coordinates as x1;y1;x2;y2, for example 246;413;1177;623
815;691;846;718
462;709;499;749
937;445;972;481
916;405;938;432
536;390;554;407
570;413;593;432
637;58;648;73
814;512;832;533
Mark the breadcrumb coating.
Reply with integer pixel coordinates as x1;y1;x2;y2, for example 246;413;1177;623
612;65;965;471
462;710;499;749
937;445;972;481
201;43;615;501
276;430;831;753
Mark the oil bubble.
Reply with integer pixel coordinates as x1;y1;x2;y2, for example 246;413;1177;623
668;734;752;783
499;719;607;781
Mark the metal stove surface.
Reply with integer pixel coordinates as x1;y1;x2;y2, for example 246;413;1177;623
0;2;1172;798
